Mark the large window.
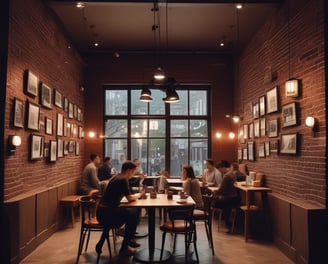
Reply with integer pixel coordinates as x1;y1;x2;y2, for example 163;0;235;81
104;85;210;177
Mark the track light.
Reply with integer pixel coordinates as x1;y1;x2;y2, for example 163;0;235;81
153;67;166;81
139;86;152;102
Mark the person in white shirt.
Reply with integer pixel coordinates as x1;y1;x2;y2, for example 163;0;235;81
201;159;222;186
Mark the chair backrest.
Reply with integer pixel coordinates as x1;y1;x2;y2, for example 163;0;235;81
201;194;214;217
167;205;194;229
79;195;97;224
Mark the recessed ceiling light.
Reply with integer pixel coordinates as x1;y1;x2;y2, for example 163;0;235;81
236;4;243;9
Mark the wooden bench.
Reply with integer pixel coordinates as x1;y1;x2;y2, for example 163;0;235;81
60;195;81;228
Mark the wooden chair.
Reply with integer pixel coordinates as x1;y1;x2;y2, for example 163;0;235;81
160;205;199;263
75;195;115;264
212;206;237;233
193;194;215;255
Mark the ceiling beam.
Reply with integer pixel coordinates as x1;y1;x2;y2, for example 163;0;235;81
49;0;284;4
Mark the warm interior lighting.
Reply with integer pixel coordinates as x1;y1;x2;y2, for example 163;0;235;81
216;132;222;139
12;135;22;146
220;40;224;47
305;116;315;128
229;132;236;139
232;116;240;123
8;135;22;154
139;87;152;102
89;131;96;138
162;88;179;103
236;4;243;9
153;67;165;81
76;2;85;8
285;79;299;97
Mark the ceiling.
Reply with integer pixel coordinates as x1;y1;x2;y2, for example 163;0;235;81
47;1;283;55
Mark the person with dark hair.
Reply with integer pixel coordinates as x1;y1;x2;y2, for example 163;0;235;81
98;156;115;181
201;159;222;186
231;162;246;182
96;160;141;256
182;165;204;209
78;154;107;195
212;160;240;232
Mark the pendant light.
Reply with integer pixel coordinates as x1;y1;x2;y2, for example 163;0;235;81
162;77;179;103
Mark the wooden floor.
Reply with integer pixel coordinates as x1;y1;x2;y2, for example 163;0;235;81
21;211;293;264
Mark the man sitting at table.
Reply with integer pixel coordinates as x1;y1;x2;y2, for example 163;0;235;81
201;159;222;186
96;160;141;256
212;160;240;232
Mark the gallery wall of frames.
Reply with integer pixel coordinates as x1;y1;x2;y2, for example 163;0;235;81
12;69;84;162
237;84;300;161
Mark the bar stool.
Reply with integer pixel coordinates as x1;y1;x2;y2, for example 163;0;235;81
212;206;237;233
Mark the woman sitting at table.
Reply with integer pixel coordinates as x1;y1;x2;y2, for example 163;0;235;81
182;165;204;209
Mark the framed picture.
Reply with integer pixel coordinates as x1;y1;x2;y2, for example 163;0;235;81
258;143;265;158
237;148;242;161
268;119;278;137
243;124;248;140
238;126;245;144
249;123;254;139
68;102;74;119
66;122;71;137
63;118;67;137
282;102;297;127
49;140;57;162
57;113;64;136
45;117;53;135
78;126;84;139
75;141;80;156
64;141;69;155
270;140;279;153
265;141;270;156
247;141;255;161
68;140;75;153
30;134;43;160
252;103;259;119
25;70;38;97
77;107;82;121
280;133;298;154
13;97;24;128
243;148;248;160
44;142;49;158
57;139;64;158
260;117;266;137
74;104;78;119
72;123;78;137
27;101;40;131
254;119;260;138
40;83;52;109
266;86;278;114
54;89;63;108
259;95;266;116
64;97;69;112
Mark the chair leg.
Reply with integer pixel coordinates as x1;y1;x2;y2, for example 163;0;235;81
76;229;87;264
84;229;91;252
230;208;237;234
208;218;215;256
160;232;167;261
193;228;199;263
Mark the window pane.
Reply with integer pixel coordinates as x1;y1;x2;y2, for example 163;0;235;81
149;139;165;175
190;139;208;176
170;138;188;176
190;90;207;115
170;90;188;115
150;90;165;115
131;90;148;115
105;139;127;172
105;119;127;138
131;139;148;173
171;120;188;137
105;90;127;115
149;119;165;137
131;119;148;138
190;120;208;137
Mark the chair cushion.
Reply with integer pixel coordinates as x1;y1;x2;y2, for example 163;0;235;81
193;209;205;218
160;220;191;232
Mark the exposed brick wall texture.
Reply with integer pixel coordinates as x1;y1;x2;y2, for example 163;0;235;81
4;0;85;200
235;0;326;205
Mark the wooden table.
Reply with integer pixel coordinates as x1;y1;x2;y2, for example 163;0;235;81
120;194;195;262
234;182;272;241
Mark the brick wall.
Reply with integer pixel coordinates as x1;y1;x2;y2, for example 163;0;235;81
235;0;326;205
4;0;85;200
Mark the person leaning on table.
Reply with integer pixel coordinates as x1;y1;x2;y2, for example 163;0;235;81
96;160;142;256
201;159;222;186
212;160;240;232
182;164;204;209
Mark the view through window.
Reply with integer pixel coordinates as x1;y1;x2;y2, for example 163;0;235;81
104;85;210;177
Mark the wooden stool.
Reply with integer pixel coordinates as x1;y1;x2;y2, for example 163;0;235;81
60;195;81;228
212;207;237;233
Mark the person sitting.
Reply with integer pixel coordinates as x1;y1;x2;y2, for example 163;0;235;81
231;162;246;182
97;156;114;181
96;161;141;256
158;169;170;193
212;160;240;232
78;154;107;195
201;159;222;186
182;165;204;209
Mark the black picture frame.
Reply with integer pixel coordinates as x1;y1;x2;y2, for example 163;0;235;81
268;119;278;138
68;140;75;153
24;70;38;97
13;97;24;128
57;113;64;136
243;148;248;161
280;133;298;154
247;141;255;161
266;86;278;114
75;141;80;156
27;101;40;131
49;140;57;162
30;134;44;160
57;138;64;158
252;103;259;119
54;89;63;108
40;83;52;109
68;102;74;119
260;117;266;137
64;97;69;112
259;95;266;116
258;143;265;158
265;141;270;156
270;140;279;153
282;102;297;128
45;117;53;135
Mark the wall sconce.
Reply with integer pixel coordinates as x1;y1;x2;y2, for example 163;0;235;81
228;132;236;139
285;78;299;97
305;116;319;132
216;132;222;139
88;131;96;138
8;135;22;154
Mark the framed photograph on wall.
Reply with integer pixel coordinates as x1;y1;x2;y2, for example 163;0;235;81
40;83;52;109
63;118;67;137
77;107;82;121
265;141;270;156
259;95;266;116
249;123;254;139
54;89;63;108
45;117;53;135
68;140;75;153
254;119;260;138
27;101;40;131
247;141;255;161
49;140;57;162
237;148;242;161
64;141;69;155
25;70;38;97
280;133;298;154
57;113;64;136
68;102;74;119
258;143;265;158
13;97;24;128
74;104;78;119
44;142;49;158
30;134;43;160
243;148;248;160
243;124;248;140
282;102;297;127
268;119;278;137
270;140;279;153
252;103;259;119
57;138;64;158
266;86;278;114
75;141;80;156
260;117;266;137
238;126;245;144
64;97;69;112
